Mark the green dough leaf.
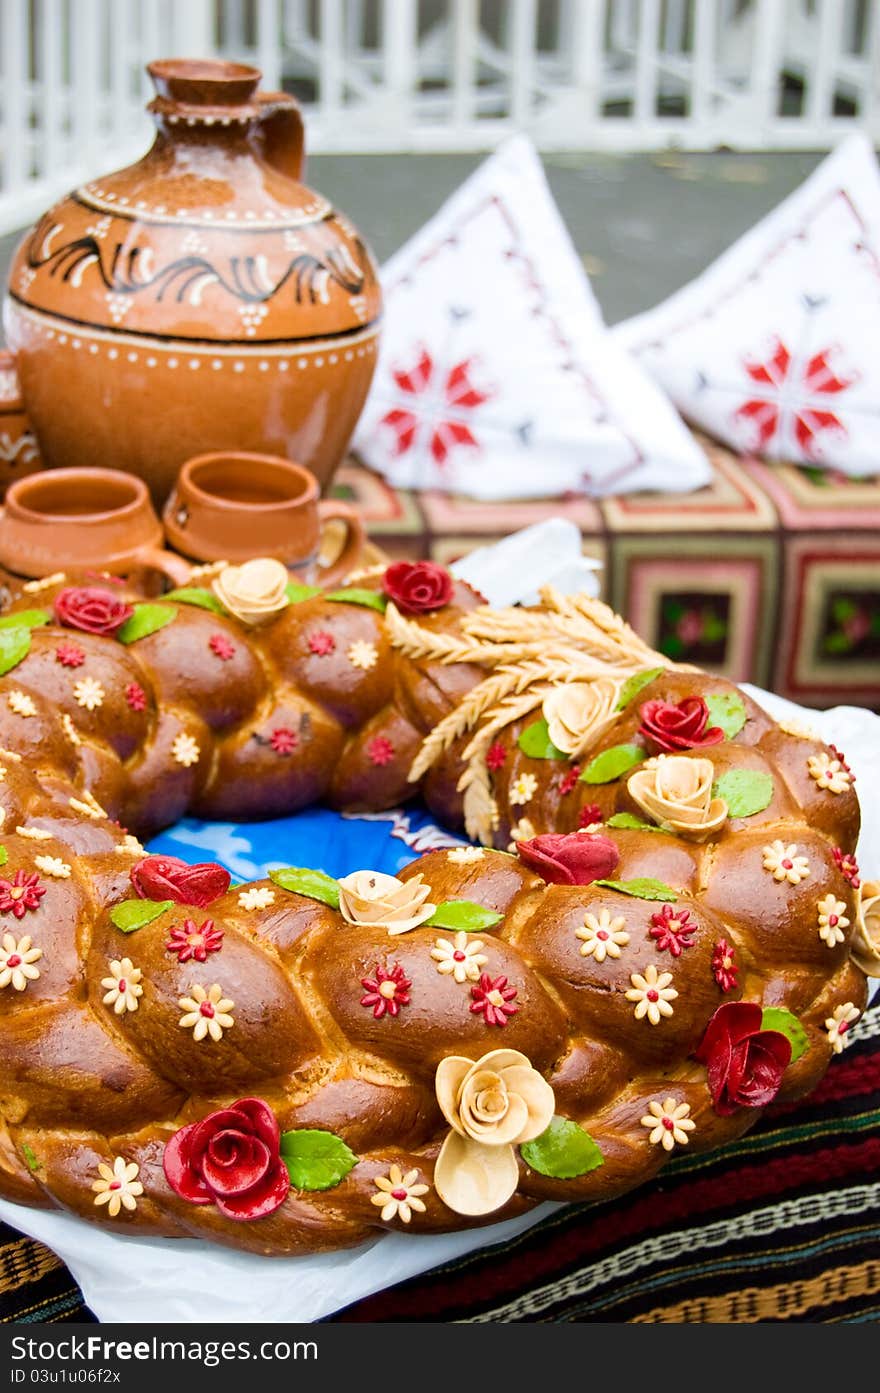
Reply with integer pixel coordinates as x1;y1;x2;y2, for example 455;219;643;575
269;866;340;910
615;667;665;711
0;609;51;630
325;587;388;612
594;877;678;902
579;742;646;784
425;900;503;932
285;582;322;604
520;1116;604;1180
0;626;32;676
605;812;664;834
163;587;226;615
712;769;774;819
517;718;568;761
21;1144;41;1173
280;1128;357;1191
116;604;177;645
761;1007;809;1063
0;845;7;866
109;898;174;932
705;691;747;740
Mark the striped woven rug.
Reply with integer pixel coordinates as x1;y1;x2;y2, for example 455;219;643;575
3;1000;879;1324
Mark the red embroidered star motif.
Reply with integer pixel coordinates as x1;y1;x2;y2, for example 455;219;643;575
367;736;394;767
360;963;411;1019
209;633;236;661
166;917;223;964
734;338;858;460
124;682;147;712
269;727;298;756
470;973;518;1027
486;743;507;772
308;630;336;656
649;904;695;956
379;345;494;467
832;847;860;888
712;938;739;993
559;765;581;795
0;870;46;919
55;642;85;668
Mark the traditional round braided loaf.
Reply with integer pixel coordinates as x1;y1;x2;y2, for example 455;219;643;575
0;559;870;1254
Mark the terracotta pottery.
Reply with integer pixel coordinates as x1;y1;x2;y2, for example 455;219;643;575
0;467;190;584
0;350;42;498
3;58;381;505
163;450;365;581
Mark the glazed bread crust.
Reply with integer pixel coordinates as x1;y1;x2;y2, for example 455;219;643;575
0;571;866;1253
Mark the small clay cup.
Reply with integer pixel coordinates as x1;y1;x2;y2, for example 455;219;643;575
0;468;191;583
163;451;366;582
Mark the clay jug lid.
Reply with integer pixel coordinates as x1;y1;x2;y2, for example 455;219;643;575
148;58;260;107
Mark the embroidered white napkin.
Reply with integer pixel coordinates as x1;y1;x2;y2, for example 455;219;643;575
615;134;880;475
353;135;710;499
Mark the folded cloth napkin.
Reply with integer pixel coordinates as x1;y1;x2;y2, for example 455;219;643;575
615;134;880;476
353;135;710;500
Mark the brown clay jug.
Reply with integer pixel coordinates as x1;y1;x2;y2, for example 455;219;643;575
3;59;381;505
0;350;42;498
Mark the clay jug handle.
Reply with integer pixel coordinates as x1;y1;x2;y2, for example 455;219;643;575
316;501;367;587
255;92;305;183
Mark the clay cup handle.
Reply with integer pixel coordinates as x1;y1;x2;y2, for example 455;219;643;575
255;92;305;183
131;546;194;589
316;502;366;587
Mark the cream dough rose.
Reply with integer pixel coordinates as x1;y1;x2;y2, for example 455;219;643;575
627;754;728;841
434;1049;555;1216
542;678;621;758
212;558;290;626
337;870;436;935
854;881;880;977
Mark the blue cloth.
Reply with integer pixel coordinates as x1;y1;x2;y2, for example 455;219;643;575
146;805;468;883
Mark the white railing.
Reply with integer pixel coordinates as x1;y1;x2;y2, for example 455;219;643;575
1;0;878;234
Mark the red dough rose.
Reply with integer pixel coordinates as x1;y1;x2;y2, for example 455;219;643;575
639;696;724;753
131;855;230;907
516;832;619;886
163;1098;290;1221
53;587;133;636
695;1001;791;1116
383;561;454;615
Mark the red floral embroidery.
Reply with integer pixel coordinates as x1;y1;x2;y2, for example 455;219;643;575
578;803;603;829
0;870;46;919
360;963;411;1019
712;938;739;993
367;736;395;767
486;743;507;772
269;727;298;756
832;847;860;888
55;642;85;668
379;346;493;466
166;917;224;964
125;681;147;712
649;904;695;957
734;338;858;460
308;630;336;656
209;633;236;662
559;765;581;795
470;972;518;1027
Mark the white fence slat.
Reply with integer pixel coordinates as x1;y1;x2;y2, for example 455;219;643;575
383;0;417;127
510;0;536;128
635;0;660;123
319;0;345;124
452;0;479;132
36;0;64;180
72;0;100;169
750;0;786;127
256;0;281;90
2;0;29;193
806;0;841;125
692;0;717;125
567;0;604;119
